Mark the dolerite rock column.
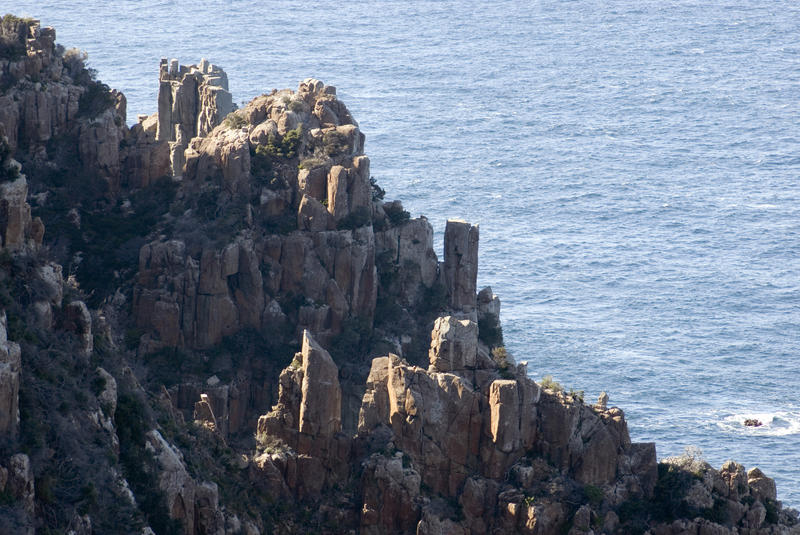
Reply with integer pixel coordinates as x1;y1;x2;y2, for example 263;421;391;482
155;58;233;176
0;311;21;438
443;219;479;313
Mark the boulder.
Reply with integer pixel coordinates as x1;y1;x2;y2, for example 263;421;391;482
747;467;777;502
428;315;478;373
297;194;333;232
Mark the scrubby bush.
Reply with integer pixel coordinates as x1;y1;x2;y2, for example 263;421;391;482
223;112;247;130
478;313;503;348
253;126;302;163
584;484;604;505
370;177;385;201
417;281;448;316
250;144;273;180
539;374;563;392
280;126;302;158
384;202;410;226
62;47;92;84
77;80;115;118
0;14;32;60
329;317;373;363
492;346;515;378
337;206;371;230
116;394;182;534
322;130;348;156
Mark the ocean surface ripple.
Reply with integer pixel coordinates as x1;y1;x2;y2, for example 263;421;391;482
11;0;800;507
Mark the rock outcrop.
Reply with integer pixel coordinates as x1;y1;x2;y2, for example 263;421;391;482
156;58;233;177
0;174;43;252
0;311;21;438
133;79;381;351
253;307;660;533
444;219;479;313
0;19;81;154
254;331;349;498
145;429;226;535
122;113;171;189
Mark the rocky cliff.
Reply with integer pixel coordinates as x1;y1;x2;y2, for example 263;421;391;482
0;14;797;535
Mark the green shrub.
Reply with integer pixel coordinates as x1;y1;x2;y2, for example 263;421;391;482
259;211;297;235
253;126;302;162
322;130;348;156
250;144;273;181
337;206;371;230
78;80;115;118
196;190;219;221
384;202;410;226
765;498;779;524
651;461;697;522
370;177;385;201
478;313;503;348
539;375;563;393
617;499;648;535
288;100;304;113
492;346;515;378
417;282;448;316
584;484;604;505
124;327;143;350
223;112;247;130
116;394;182;535
0;14;31;60
568;388;585;402
373;294;403;327
492;346;511;368
281;126;302;158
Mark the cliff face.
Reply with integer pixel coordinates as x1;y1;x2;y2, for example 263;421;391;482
0;15;798;535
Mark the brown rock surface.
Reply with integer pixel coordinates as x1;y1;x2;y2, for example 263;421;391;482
428;315;478;373
0;176;36;252
444;219;479;312
0;311;20;440
298;330;342;437
359;454;421;534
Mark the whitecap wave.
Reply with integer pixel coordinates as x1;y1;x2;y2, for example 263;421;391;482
717;411;800;437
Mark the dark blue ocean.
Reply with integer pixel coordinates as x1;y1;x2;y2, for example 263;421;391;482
10;0;800;507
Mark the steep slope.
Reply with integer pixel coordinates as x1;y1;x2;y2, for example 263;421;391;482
0;15;797;535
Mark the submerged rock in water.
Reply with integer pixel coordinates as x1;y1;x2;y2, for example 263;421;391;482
744;418;763;427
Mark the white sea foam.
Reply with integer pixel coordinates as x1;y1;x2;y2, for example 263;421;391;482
717;411;800;437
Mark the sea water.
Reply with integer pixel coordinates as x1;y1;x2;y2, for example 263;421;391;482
9;0;800;507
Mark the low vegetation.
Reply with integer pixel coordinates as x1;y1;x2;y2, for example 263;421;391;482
539;374;563;393
0;14;33;61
